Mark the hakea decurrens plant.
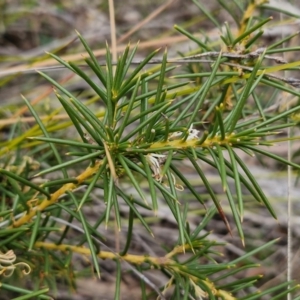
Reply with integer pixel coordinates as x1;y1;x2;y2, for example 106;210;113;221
1;6;300;297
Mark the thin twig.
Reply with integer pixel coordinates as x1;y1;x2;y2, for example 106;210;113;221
118;0;175;43
281;11;293;300
2;51;299;87
182;49;288;64
108;0;117;64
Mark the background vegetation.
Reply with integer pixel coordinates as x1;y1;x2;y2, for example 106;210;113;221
0;0;300;299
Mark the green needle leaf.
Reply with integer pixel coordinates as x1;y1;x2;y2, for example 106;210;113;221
0;169;51;199
68;191;101;278
225;145;243;220
139;154;158;213
117;154;148;206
